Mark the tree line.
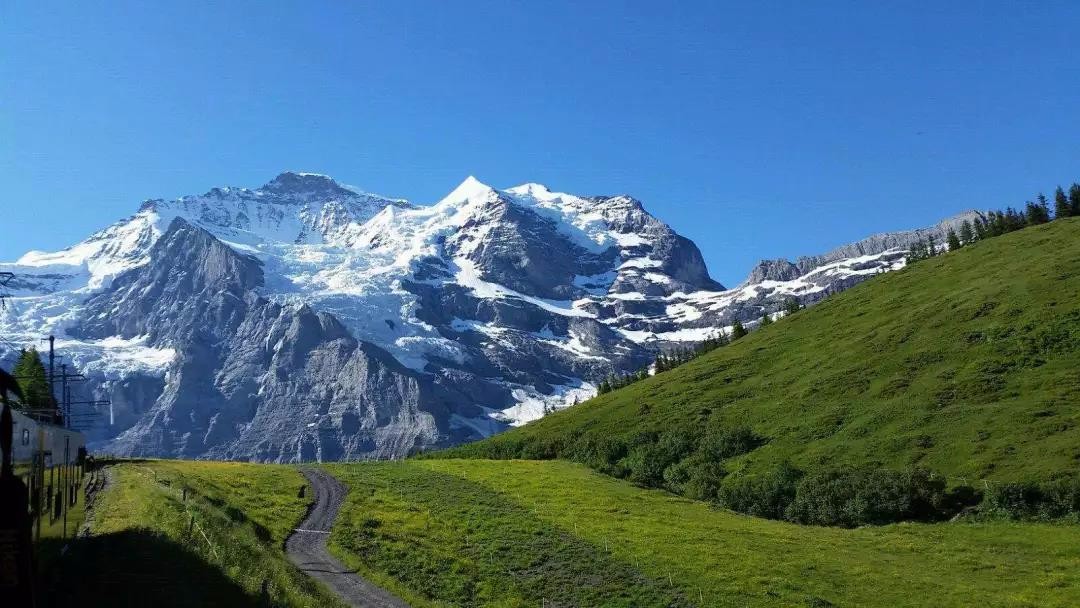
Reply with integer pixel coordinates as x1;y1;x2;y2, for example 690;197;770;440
467;418;1080;527
596;297;801;396
908;182;1080;264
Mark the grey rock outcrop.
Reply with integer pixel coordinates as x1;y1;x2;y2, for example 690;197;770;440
74;218;448;460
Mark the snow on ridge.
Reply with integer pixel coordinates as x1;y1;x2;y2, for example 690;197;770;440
53;335;176;377
494;382;596;427
453;257;595;318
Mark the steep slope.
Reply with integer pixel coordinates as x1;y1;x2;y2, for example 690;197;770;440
72;218;451;459
446;219;1080;485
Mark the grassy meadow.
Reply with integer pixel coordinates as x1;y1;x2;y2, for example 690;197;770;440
39;460;344;608
325;459;1080;608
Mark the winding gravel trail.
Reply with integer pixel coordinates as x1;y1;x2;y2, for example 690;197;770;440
286;468;409;608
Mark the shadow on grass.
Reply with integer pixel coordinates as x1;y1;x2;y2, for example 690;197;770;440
36;529;263;608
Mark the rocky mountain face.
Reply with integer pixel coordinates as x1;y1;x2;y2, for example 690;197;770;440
0;172;981;461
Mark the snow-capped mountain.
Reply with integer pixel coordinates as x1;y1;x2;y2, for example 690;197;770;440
0;172;979;460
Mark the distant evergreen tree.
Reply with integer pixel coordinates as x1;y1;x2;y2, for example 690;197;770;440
731;320;748;340
973;217;988;241
958;220;974;245
1004;207;1026;232
926;235;937;257
1070;183;1080;216
13;348;52;411
782;296;801;315
1026;196;1050;225
946;229;961;251
1054;186;1071;219
906;240;924;264
597;378;611;395
654;354;666;374
760;312;773;326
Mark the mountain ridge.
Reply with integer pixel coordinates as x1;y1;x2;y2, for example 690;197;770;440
0;171;988;460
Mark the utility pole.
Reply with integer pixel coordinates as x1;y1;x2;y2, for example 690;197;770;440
0;271;13;311
47;335;54;404
61;364;68;427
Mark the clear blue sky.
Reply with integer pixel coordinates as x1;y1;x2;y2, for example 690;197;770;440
2;1;1078;285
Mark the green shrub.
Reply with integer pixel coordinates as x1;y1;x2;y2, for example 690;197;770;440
618;429;696;487
983;477;1080;520
700;425;764;461
785;468;954;527
663;454;727;501
620;443;670;487
717;462;803;519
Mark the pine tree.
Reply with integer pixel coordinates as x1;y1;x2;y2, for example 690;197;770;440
958;220;974;245
973;217;988;241
1069;183;1080;216
715;330;729;347
906;241;923;264
782;296;801;315
731;320;748;340
1026;196;1050;225
1054;186;1071;219
12;348;52;411
946;229;961;251
1005;207;1026;232
760;312;773;326
926;235;937;257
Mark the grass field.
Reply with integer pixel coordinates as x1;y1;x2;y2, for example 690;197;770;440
444;219;1080;486
326;459;1080;608
39;460;344;608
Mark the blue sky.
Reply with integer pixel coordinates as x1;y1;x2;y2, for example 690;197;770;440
2;1;1078;286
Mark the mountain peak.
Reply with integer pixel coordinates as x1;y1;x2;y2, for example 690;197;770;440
506;182;552;197
440;176;496;205
259;171;353;199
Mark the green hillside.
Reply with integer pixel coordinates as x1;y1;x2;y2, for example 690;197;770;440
443;219;1080;515
325;459;1080;608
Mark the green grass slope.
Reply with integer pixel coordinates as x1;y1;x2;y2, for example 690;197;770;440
326;459;1080;607
41;461;344;608
445;219;1080;485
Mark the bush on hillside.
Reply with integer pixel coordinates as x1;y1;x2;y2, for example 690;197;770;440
699;425;765;461
717;462;804;519
619;429;698;487
663;454;727;501
983;477;1080;520
564;434;629;475
785;468;961;527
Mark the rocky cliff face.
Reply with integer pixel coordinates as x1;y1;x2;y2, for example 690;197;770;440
71;218;447;460
0;172;979;460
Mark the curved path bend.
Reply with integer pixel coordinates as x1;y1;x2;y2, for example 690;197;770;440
286;467;409;608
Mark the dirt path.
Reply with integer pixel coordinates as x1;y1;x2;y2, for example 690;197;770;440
286;467;409;608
